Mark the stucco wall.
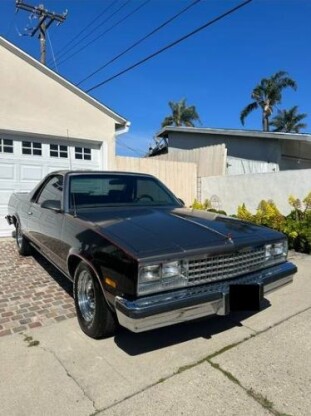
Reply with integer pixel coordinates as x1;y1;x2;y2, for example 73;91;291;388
201;169;311;215
0;40;120;169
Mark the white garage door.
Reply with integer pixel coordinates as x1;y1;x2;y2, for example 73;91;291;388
0;136;103;237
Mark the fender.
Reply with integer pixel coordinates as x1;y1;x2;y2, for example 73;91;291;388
67;249;114;309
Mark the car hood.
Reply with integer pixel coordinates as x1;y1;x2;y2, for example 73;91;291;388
77;207;284;260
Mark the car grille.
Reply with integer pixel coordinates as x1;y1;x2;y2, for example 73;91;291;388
187;247;266;285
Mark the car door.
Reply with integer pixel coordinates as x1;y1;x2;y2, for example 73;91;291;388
27;174;67;270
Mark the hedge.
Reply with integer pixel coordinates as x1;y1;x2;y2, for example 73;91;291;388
191;193;311;254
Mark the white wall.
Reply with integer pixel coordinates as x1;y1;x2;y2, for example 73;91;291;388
201;169;311;215
0;39;123;169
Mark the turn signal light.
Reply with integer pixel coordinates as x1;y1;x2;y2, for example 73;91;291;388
105;277;117;288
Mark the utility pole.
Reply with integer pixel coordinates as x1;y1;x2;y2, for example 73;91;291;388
16;0;67;65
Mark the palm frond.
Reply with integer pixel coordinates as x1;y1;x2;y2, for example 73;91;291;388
161;98;201;128
240;101;258;125
161;116;174;128
241;70;298;130
270;105;307;132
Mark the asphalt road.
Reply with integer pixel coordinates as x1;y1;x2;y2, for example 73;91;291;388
0;251;310;416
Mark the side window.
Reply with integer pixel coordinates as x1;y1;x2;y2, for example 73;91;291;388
37;176;63;205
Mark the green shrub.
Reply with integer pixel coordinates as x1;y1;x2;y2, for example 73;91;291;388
191;199;212;210
236;193;311;254
192;193;311;254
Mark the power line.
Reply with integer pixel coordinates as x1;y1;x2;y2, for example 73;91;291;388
116;139;145;157
47;31;59;72
49;0;129;66
53;0;151;69
86;0;253;93
77;0;202;87
48;0;118;65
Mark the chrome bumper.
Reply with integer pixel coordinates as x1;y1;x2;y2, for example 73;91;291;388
115;261;297;333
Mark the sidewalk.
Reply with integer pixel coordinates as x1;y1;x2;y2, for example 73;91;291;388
0;251;310;416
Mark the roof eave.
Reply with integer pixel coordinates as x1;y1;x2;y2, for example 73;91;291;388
156;126;311;143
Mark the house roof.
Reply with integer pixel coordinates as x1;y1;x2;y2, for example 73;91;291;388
156;126;311;143
0;37;129;130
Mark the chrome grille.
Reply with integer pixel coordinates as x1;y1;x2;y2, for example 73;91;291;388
187;247;266;285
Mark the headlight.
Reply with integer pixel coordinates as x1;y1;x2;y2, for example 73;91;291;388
138;260;187;295
139;265;161;282
162;261;181;278
265;240;288;265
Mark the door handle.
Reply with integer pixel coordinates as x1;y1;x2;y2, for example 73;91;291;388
28;211;33;216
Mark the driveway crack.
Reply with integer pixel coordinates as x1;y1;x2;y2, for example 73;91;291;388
207;360;293;416
39;344;97;412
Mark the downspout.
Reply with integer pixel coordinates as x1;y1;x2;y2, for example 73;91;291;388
115;121;131;137
112;121;131;170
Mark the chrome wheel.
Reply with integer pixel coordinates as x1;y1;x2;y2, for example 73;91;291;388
77;270;96;323
74;262;117;338
15;223;31;256
16;225;23;249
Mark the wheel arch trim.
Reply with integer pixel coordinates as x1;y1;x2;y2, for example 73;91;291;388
67;251;110;305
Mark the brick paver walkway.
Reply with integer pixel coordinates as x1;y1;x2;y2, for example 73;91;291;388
0;239;75;337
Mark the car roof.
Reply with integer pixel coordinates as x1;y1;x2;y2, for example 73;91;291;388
51;170;155;178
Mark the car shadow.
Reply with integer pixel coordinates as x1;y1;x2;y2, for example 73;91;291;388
114;299;271;356
31;250;73;297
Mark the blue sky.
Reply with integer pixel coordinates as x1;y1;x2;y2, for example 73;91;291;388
1;0;310;156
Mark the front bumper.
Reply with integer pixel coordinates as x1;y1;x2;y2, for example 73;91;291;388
115;261;297;333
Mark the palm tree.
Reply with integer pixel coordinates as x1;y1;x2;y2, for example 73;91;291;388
161;98;201;128
270;106;307;133
240;71;297;131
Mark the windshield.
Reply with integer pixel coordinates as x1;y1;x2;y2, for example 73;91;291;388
69;174;180;209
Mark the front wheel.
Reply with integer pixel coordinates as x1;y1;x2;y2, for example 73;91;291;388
74;262;117;339
16;222;32;256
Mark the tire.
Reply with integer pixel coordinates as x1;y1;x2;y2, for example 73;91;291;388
74;262;117;339
16;222;32;256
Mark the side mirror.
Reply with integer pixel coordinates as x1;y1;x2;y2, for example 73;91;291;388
41;199;62;212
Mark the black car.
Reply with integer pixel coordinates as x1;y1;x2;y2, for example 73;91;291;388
6;171;297;338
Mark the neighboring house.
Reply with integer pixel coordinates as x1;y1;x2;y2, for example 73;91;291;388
149;126;311;214
150;127;311;175
0;37;129;236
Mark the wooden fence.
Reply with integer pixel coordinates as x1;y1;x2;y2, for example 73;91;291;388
152;144;227;177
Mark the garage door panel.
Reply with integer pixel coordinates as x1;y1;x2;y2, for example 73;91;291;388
0;206;14;237
0;190;15;204
20;164;43;181
71;161;97;170
47;164;70;173
0;163;16;180
0;139;102;236
0;221;13;237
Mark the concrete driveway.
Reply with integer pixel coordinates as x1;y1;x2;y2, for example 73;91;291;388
0;251;310;416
